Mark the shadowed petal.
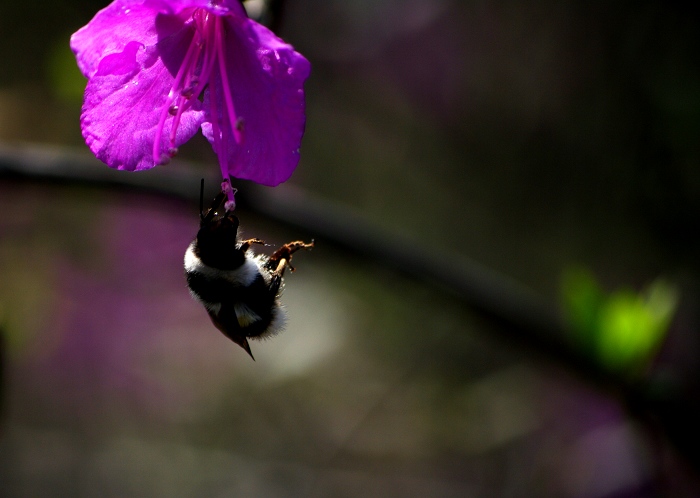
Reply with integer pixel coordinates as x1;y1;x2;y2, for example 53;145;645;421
81;35;205;171
71;0;243;78
201;17;311;186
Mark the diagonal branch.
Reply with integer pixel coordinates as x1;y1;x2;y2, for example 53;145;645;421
1;141;699;474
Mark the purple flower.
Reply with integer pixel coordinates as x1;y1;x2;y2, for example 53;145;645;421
71;0;310;192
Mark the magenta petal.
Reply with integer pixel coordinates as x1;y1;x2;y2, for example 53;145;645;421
71;1;164;78
81;37;204;171
142;0;245;16
201;18;311;187
70;0;242;78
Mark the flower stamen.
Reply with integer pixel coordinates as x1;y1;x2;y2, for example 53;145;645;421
153;8;246;170
214;16;243;146
152;24;203;165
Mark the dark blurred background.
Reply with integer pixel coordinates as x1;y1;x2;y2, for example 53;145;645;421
1;0;700;496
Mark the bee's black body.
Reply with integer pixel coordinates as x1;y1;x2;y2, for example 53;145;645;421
184;189;312;359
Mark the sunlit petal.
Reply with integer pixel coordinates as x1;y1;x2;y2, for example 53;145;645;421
81;37;204;171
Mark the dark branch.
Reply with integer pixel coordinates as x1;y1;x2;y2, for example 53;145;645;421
1;141;699;472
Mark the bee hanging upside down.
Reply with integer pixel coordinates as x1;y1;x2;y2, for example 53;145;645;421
184;188;314;360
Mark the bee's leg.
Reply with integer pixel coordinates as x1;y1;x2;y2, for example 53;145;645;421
239;238;266;251
272;258;290;277
268;271;283;296
269;240;314;272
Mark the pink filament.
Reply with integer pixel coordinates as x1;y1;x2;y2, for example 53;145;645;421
152;26;201;165
152;8;241;208
214;16;242;145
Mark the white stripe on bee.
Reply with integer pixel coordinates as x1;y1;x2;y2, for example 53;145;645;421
184;242;262;287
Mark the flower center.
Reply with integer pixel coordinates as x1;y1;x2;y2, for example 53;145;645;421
153;8;243;186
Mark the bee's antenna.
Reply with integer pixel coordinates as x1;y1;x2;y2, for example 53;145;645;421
200;188;227;227
199;178;205;223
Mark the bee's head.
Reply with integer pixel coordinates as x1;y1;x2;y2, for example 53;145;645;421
196;210;246;270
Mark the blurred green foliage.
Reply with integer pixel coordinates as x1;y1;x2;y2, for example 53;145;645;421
47;37;86;102
562;268;678;377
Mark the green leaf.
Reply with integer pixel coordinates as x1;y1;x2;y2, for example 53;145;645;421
561;269;678;377
561;268;605;353
46;37;86;102
597;280;678;374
